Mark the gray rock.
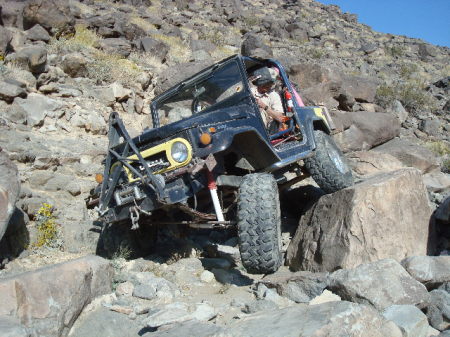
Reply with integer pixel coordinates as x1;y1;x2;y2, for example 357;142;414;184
329;258;430;311
402;256;450;290
61;53;89;78
13;93;67;127
392;100;409;123
419;119;441;137
6;46;47;73
0;81;27;103
0;152;20;243
142;320;226;337
427;290;450;331
341;75;380;103
0;255;113;336
383;305;429;337
244;300;279;314
143;308;194;328
259;270;329;303
90;86;116;108
25;23;51;42
22;0;75;34
436;194;450;223
371;138;441;174
422;172;450;193
241;34;273;58
231;301;401;337
132;284;156;300
192;302;218;322
140;37;169;61
0;316;36;337
97;38;132;58
287;169;432;272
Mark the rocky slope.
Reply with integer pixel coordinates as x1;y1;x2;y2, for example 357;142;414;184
0;0;450;336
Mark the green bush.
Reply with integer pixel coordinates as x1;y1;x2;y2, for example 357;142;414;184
375;80;435;112
385;46;405;58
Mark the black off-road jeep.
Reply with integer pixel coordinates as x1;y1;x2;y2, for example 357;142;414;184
88;55;354;274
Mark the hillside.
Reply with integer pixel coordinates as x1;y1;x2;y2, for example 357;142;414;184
0;0;450;336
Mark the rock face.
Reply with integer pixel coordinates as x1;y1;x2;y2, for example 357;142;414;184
0;255;113;336
402;256;450;290
329;259;430;311
286;168;432;272
0;152;20;242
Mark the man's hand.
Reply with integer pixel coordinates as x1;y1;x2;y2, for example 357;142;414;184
256;98;266;110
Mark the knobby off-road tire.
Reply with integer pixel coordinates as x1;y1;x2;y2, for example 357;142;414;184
305;130;354;193
100;222;158;259
237;173;282;274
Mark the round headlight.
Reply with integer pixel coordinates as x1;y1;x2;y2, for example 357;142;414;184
171;141;189;163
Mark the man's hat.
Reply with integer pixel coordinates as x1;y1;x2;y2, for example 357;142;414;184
253;67;276;86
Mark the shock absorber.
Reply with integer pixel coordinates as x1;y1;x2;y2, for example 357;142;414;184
206;169;225;222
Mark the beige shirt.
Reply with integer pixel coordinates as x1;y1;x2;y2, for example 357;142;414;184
251;86;284;128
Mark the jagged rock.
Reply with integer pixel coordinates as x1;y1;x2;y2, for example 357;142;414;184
25;23;51;42
6;46;47;73
0;152;20;242
288;63;341;91
241;34;273;58
96;38;132;58
0;25;11;55
347;151;404;176
12;93;67;127
422;172;450;193
154;59;215;96
190;39;217;53
89;86;115;108
341;76;380;103
0;255;114;336
402;256;450;290
110;82;133;102
259;270;329;303
192;302;218;321
427;290;450;331
332;124;369;152
419;119;441;137
0;81;27;103
371;138;441;174
61;53;89;78
329;259;430;311
243;299;278;314
286;169;432;272
1;1;26;28
391;100;409;123
22;0;75;34
140;37;169;61
231;301;401;336
383;305;429;337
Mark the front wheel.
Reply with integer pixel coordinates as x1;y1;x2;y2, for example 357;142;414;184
305;130;354;193
237;173;282;274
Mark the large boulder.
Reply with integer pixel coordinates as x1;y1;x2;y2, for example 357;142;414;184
286;168;432;272
0;152;20;242
5;46;47;73
0;255;114;336
140;37;169;61
241;34;273;58
154;59;215;96
0;25;11;55
332;111;400;152
60;53;89;78
288;63;341;90
427;290;450;331
371;138;441;174
329;259;430;311
340;76;380;103
22;0;75;35
347;151;404;176
229;300;402;336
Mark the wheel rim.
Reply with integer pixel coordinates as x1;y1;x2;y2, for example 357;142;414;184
327;145;346;174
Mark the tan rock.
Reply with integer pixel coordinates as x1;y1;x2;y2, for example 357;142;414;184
286;168;432;272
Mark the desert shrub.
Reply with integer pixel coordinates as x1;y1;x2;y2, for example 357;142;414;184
198;29;225;47
33;203;62;249
425;141;450;157
400;63;419;79
243;16;261;27
385;46;405;58
375;80;435;112
48;25;102;54
425;141;450;173
130;14;157;32
88;52;144;86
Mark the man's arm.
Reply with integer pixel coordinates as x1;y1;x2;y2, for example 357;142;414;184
256;96;284;123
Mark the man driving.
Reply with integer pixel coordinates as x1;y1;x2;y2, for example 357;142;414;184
250;67;285;129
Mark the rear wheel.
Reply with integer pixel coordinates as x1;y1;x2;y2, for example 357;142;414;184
305;130;354;193
237;173;282;274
